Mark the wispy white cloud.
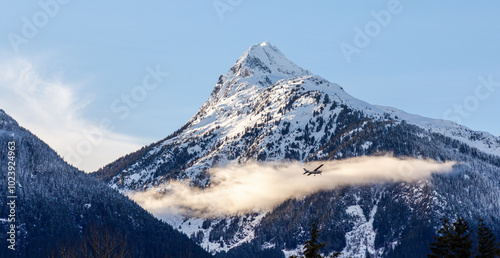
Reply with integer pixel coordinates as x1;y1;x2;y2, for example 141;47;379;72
0;58;147;172
130;156;456;218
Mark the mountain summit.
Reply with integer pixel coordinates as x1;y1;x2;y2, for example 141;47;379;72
208;41;314;107
95;42;500;257
229;41;311;84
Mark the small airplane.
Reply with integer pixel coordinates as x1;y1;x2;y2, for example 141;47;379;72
303;164;324;176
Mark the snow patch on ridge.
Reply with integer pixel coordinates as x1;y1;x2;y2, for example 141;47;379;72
162;212;267;255
341;199;383;258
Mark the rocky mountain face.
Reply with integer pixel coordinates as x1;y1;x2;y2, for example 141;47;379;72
95;42;500;257
0;110;211;258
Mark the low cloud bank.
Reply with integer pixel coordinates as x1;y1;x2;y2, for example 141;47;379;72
129;156;455;218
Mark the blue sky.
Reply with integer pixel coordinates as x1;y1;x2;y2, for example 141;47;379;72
1;1;499;172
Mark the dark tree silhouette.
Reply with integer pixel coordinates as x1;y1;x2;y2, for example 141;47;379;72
428;218;454;258
476;218;500;258
51;224;132;258
450;217;473;258
290;223;340;258
303;223;326;258
428;217;475;258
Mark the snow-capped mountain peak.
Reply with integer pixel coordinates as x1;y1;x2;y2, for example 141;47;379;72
227;41;311;86
96;42;500;257
100;42;500;190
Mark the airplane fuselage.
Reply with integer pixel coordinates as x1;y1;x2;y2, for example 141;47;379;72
303;170;322;176
303;164;324;176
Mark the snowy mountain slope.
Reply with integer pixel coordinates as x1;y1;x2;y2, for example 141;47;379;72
0;109;211;258
95;42;500;257
97;42;498;191
377;105;500;157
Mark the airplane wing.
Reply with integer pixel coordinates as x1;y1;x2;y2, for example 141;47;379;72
313;164;324;171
